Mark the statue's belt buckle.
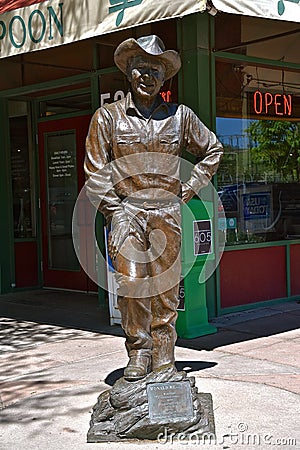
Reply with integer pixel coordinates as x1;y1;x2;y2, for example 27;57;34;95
142;201;160;209
122;197;180;209
142;200;180;209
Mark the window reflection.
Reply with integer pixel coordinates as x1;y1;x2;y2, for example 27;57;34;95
216;62;300;245
9;101;35;239
215;14;300;64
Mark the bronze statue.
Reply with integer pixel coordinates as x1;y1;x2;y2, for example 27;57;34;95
84;35;223;382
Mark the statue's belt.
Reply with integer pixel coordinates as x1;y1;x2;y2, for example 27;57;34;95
119;196;181;210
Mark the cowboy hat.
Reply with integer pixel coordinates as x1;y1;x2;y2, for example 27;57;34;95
114;35;181;80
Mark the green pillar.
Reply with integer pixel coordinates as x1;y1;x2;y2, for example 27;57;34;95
176;199;217;338
0;98;15;293
177;12;213;126
177;13;218;320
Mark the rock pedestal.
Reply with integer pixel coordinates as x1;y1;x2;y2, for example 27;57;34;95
87;366;215;442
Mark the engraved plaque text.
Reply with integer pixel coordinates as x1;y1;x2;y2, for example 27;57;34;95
147;381;194;422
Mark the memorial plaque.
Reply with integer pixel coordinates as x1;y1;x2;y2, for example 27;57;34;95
147;381;194;422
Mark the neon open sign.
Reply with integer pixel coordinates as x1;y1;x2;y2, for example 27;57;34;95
253;90;292;116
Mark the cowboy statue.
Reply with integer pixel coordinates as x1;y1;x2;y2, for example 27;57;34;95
84;35;223;382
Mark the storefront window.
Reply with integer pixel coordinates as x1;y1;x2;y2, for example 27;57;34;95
39;86;92;118
216;60;300;245
9;100;36;239
215;14;300;64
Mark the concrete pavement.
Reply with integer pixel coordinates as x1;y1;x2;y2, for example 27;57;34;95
0;290;299;449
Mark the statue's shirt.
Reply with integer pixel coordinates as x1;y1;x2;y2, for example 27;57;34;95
85;92;223;220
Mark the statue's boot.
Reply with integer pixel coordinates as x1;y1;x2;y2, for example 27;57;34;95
152;351;176;373
124;353;151;381
151;320;177;372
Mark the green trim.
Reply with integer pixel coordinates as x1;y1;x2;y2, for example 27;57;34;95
215;265;222;317
98;67;119;75
0;73;93;98
7;286;43;293
44;268;81;273
93;42;100;72
37;87;90;103
37;109;92;123
178;13;213;125
0;62;119;101
224;239;300;251
209;16;217;132
218;295;300;316
197;13;213;128
213;51;300;72
14;238;37;243
91;74;101;111
32;100;43;287
209;14;222;319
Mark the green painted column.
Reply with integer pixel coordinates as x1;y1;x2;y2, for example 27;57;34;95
177;12;213;126
177;199;217;338
0;98;15;293
177;13;218;320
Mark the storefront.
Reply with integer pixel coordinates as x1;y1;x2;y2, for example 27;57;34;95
0;0;299;319
212;2;300;313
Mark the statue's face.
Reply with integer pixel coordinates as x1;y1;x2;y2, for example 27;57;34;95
127;55;165;99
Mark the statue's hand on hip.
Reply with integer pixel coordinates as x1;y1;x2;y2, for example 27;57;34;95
181;183;195;204
108;210;144;260
108;216;131;260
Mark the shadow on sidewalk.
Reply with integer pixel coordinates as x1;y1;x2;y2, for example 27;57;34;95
104;361;218;386
1;289;299;430
0;289;124;344
1;289;299;354
0;383;98;425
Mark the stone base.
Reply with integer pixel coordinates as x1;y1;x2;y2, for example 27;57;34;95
87;366;215;442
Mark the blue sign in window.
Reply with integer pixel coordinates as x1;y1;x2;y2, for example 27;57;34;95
243;193;271;221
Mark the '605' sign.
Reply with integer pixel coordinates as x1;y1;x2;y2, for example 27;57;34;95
193;220;212;256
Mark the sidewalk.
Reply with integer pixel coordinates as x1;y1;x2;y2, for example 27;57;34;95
0;290;299;449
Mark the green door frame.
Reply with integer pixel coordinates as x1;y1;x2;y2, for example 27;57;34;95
0;98;15;293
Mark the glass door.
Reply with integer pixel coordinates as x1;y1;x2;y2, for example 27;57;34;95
38;115;97;291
